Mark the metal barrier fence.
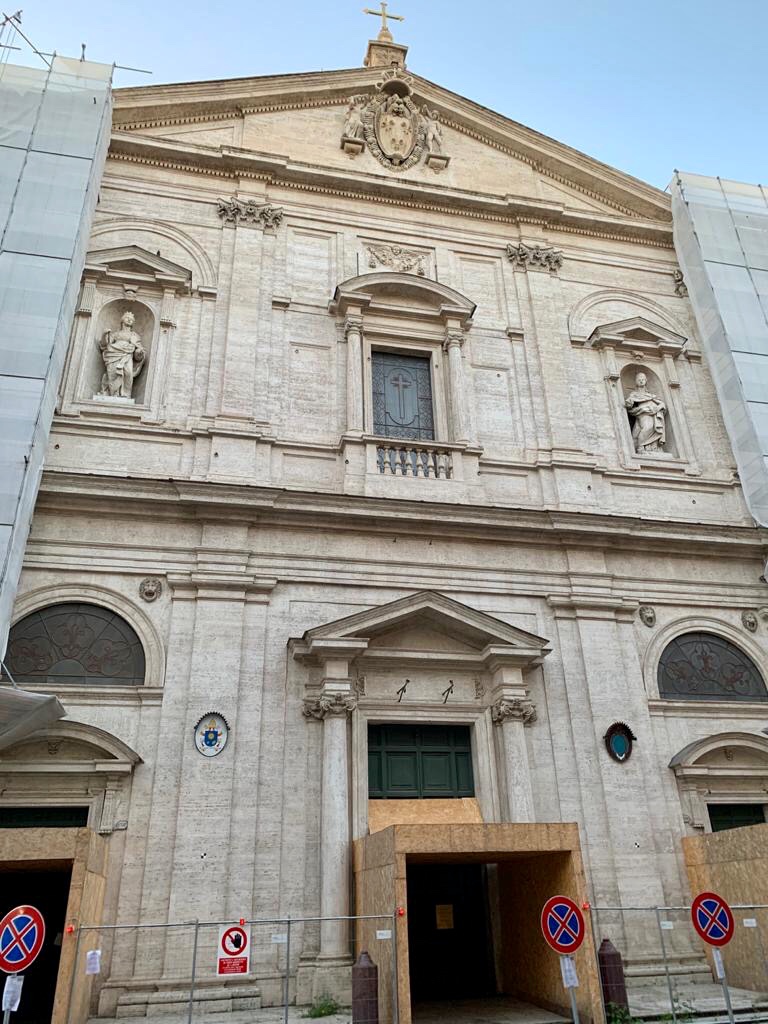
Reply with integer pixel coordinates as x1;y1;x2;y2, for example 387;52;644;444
66;905;768;1024
590;904;768;1023
66;914;398;1024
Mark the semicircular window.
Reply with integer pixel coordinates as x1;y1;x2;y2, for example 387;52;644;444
658;632;767;702
6;603;145;686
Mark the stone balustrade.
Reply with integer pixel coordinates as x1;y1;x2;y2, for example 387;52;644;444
376;441;454;479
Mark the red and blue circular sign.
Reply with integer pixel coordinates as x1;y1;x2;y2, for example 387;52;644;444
541;896;585;954
0;906;46;973
691;891;734;947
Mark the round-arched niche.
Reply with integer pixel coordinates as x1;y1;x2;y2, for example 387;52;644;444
620;363;677;458
86;299;156;404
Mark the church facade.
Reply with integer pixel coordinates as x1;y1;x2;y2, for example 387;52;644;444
3;21;768;1023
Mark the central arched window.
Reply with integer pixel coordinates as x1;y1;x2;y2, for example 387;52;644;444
5;603;145;686
658;632;767;702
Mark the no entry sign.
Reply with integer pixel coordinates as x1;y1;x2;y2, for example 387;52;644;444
0;906;45;974
217;923;251;976
691;891;734;947
541;896;585;955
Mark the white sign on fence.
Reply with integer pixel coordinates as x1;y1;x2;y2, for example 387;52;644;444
376;929;392;940
743;918;757;928
271;934;288;945
85;950;102;975
660;921;674;930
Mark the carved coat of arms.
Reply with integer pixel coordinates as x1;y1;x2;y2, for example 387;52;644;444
342;68;446;173
376;92;418;165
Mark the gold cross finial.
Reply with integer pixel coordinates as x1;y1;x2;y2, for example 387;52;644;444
363;1;404;43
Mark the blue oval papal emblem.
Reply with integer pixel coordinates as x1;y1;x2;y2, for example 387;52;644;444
194;713;229;757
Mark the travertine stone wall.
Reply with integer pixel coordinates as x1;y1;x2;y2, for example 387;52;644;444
4;59;768;1010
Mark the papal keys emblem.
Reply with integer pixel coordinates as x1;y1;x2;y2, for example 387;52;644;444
194;712;229;757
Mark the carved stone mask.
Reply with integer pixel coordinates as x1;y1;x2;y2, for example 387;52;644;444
139;577;162;602
639;605;656;627
742;610;758;633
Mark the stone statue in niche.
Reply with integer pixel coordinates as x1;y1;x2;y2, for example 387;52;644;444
98;310;146;399
624;371;667;454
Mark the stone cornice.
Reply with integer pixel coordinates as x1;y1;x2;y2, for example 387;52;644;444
112;66;669;222
108;132;673;247
36;471;768;558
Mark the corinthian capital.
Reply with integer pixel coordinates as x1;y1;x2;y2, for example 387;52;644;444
344;315;364;338
302;693;358;719
491;698;537;726
443;328;465;350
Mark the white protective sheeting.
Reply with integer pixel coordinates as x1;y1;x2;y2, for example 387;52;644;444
0;685;65;752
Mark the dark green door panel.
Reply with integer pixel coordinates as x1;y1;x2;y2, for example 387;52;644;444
368;724;474;799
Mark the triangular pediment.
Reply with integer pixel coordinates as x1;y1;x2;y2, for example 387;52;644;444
587;316;687;355
292;591;550;668
367;623;481;654
111;66;671;230
85;245;193;288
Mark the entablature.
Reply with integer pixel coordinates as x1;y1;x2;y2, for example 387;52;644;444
36;470;768;559
108;131;674;247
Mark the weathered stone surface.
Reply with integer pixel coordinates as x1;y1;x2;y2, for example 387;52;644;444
4;25;768;1017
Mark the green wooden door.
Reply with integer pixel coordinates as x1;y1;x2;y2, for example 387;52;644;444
368;724;474;798
707;803;766;832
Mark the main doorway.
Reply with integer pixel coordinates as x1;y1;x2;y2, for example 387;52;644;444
406;861;496;1001
0;861;72;1024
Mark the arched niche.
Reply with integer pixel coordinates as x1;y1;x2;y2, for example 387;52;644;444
572;309;697;470
670;731;768;833
60;245;195;421
620;362;678;458
86;298;156;404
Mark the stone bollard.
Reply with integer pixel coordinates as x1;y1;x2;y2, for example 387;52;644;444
352;950;379;1024
598;938;629;1011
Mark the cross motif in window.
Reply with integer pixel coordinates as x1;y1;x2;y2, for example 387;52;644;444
389;372;413;419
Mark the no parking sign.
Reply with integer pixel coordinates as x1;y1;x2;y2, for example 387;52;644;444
691;891;734;947
541;896;585;955
0;906;45;974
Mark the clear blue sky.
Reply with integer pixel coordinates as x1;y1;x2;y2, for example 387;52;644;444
17;0;768;190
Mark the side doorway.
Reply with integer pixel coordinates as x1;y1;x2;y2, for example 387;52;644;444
406;861;496;1002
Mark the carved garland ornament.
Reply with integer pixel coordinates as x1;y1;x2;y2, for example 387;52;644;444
341;68;448;173
302;693;358;719
491;698;537;726
365;242;426;276
506;242;563;272
217;197;284;229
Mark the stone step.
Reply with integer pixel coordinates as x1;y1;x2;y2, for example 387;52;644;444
625;954;714;987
